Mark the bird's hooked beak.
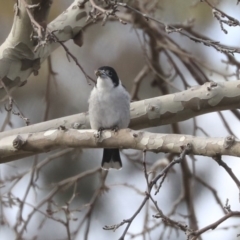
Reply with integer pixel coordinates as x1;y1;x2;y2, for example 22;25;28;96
95;70;105;77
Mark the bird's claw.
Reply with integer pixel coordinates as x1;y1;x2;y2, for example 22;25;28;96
112;126;119;133
97;127;105;138
96;127;118;139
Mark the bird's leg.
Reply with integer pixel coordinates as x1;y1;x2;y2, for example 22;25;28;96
111;126;119;133
97;127;105;138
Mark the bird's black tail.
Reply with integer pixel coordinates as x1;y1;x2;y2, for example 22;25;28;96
101;149;122;170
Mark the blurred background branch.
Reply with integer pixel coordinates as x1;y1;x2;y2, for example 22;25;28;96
0;1;240;240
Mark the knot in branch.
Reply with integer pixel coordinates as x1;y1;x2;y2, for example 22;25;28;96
13;135;26;150
224;135;235;149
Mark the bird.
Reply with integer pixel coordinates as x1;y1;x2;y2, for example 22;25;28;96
88;66;130;170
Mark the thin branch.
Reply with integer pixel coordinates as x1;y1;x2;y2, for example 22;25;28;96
43;56;58;121
49;32;95;85
104;144;192;238
213;155;240;202
130;65;149;100
195;176;227;214
189;211;240;239
1;80;29;125
218;111;236;137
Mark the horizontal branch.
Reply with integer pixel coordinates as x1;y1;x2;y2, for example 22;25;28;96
0;80;240;139
0;128;239;163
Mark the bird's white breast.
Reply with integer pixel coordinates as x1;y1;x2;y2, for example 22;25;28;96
88;81;130;130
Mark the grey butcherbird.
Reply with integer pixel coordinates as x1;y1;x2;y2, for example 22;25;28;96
88;66;130;170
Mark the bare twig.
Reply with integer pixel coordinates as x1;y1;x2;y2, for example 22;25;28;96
49;31;95;85
188;211;240;239
213;155;240;202
43;56;58;121
103;144;192;239
1;80;29;125
130;65;149;100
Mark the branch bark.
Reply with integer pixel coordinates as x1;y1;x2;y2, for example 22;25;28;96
0;0;88;100
1;128;239;163
0;80;239;138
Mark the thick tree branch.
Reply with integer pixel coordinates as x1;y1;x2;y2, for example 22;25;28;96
0;128;239;163
0;0;88;100
0;80;239;139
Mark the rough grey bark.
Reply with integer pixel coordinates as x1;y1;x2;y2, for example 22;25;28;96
0;0;87;100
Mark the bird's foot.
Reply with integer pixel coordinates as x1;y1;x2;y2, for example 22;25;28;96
112;126;119;133
96;127;118;139
97;127;105;138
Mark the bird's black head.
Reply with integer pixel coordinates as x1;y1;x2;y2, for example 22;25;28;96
95;66;119;87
